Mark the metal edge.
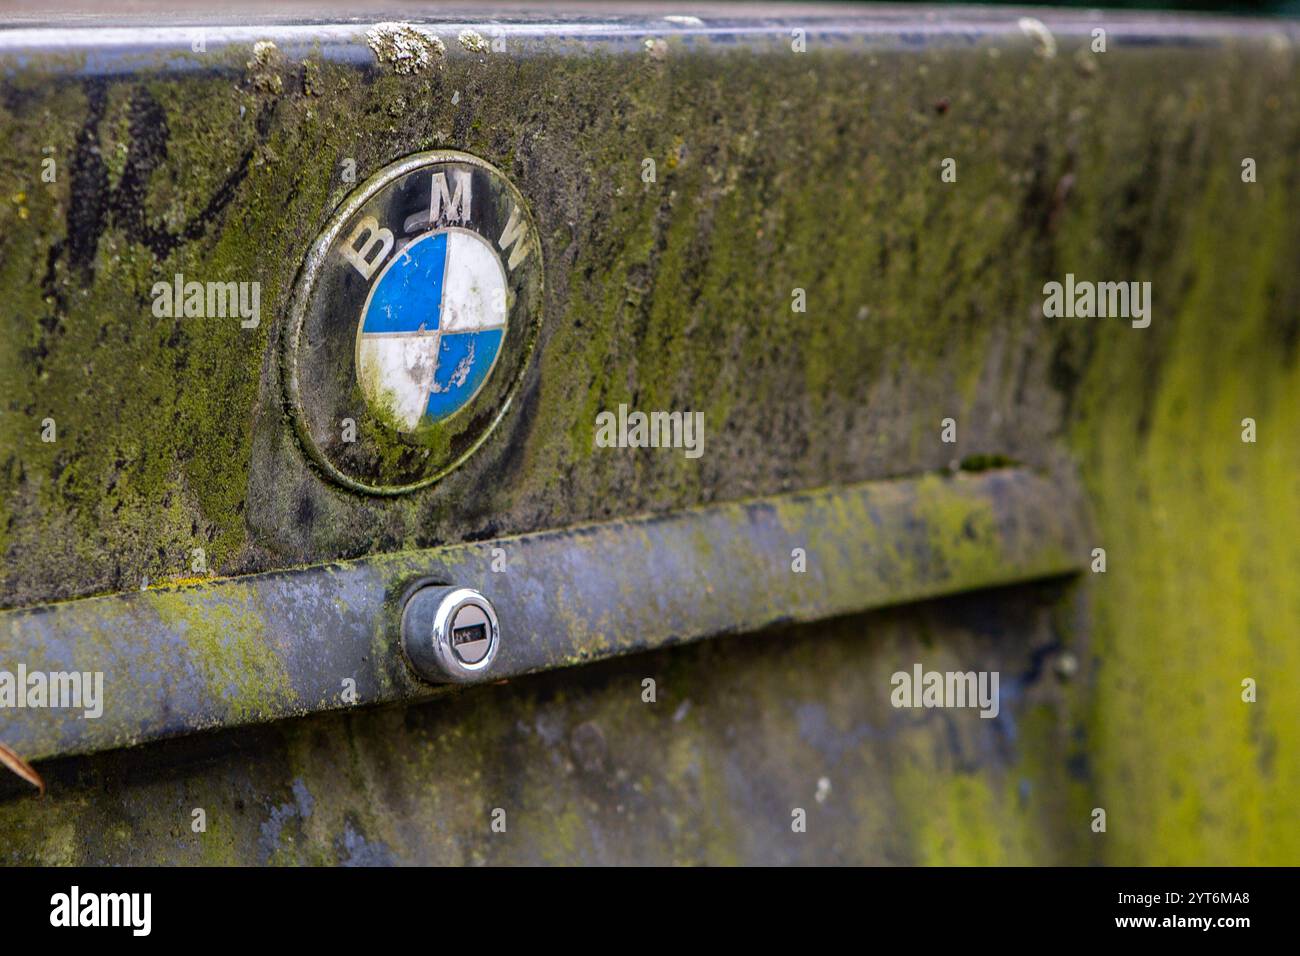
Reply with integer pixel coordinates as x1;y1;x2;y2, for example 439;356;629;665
0;7;1295;77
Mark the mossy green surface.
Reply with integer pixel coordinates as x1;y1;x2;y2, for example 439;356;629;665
146;588;295;724
0;584;1086;864
3;36;1096;602
1067;93;1300;863
0;26;1296;864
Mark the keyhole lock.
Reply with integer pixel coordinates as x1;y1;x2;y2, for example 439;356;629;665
400;583;501;683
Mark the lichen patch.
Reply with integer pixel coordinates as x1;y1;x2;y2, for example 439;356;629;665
458;29;490;54
246;39;283;93
366;22;446;74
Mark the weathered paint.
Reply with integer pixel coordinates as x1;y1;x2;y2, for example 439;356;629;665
0;468;1089;763
0;10;1297;864
0;583;1092;865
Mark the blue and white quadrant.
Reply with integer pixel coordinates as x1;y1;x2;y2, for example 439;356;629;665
356;230;507;431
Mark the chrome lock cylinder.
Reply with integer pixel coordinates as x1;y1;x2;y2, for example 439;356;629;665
400;583;501;683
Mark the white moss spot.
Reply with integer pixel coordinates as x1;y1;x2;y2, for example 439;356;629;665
1018;17;1057;59
458;29;490;54
246;40;283;93
367;22;446;75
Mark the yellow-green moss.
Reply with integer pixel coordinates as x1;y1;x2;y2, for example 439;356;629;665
1048;37;1300;864
147;588;294;722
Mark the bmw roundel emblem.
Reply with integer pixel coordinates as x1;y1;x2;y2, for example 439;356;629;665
284;151;543;494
